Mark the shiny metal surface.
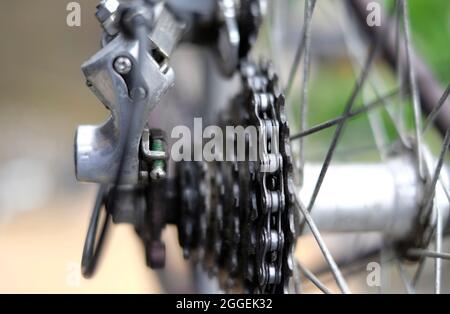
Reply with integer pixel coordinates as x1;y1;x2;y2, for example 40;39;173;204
301;156;450;240
75;2;185;184
75;35;175;184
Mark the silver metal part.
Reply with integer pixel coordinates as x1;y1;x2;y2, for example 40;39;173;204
300;155;450;240
98;1;185;58
216;0;240;76
150;168;167;180
76;33;175;184
150;3;185;59
75;4;183;184
114;56;133;74
96;0;121;36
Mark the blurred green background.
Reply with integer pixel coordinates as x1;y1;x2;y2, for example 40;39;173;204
261;0;450;162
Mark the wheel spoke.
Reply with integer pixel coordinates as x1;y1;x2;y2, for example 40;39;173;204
422;124;450;216
434;205;442;294
284;0;448;295
408;249;450;261
297;262;332;294
266;0;281;77
423;84;450;133
409;125;450;289
438;177;450;206
335;1;395;159
435;97;450;206
292;260;303;293
394;0;408;139
400;0;425;177
303;42;379;220
294;194;351;294
335;0;412;152
296;0;316;184
411;255;427;288
285;0;317;97
395;257;415;294
290;89;399;140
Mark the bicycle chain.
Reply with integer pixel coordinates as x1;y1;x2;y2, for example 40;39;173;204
177;60;295;293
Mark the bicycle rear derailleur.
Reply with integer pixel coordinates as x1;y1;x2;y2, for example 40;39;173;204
77;0;183;277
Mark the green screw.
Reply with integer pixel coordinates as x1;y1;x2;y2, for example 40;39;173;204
150;139;166;180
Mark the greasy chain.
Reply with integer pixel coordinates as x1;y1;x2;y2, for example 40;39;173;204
177;60;295;293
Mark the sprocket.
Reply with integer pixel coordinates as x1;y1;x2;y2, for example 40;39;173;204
176;60;295;294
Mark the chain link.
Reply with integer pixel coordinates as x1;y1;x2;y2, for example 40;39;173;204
177;60;295;293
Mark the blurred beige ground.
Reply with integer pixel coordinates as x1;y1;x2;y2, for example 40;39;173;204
0;191;162;293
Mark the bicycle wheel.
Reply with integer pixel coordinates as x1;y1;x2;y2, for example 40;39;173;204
251;0;450;293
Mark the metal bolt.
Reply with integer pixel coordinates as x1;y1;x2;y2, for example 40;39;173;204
150;167;166;180
114;56;132;75
130;86;147;100
150;139;166;180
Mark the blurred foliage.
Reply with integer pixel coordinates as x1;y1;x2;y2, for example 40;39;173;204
284;0;449;161
386;0;450;84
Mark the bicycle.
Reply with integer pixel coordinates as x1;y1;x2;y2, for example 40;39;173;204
75;0;450;293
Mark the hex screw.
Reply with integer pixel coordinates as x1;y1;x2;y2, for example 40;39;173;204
114;56;132;75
